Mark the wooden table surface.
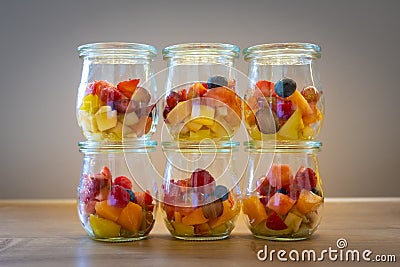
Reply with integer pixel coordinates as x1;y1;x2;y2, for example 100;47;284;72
0;199;399;267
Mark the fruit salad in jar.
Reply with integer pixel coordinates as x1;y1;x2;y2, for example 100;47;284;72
77;79;154;141
163;76;242;141
78;165;156;241
242;164;323;240
161;169;241;240
244;78;323;141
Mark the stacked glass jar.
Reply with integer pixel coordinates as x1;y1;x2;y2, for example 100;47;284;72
241;43;325;240
75;43;159;242
160;43;243;240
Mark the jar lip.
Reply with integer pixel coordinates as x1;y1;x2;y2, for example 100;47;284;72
162;43;240;59
243;42;321;60
78;140;157;153
162;141;239;151
244;140;322;151
77;42;157;58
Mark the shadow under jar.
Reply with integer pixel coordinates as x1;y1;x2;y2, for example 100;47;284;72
76;42;158;142
161;141;242;240
162;43;242;141
242;141;323;241
243;43;324;141
77;141;158;242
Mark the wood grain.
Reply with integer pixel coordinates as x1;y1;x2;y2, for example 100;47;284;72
0;200;399;267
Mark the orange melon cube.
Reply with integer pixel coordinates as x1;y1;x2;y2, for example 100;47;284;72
209;200;239;229
242;196;268;226
174;211;182;223
95;200;123;222
117;202;143;232
296;189;323;214
266;164;293;189
181;207;208;226
266;192;296;215
287;90;314;117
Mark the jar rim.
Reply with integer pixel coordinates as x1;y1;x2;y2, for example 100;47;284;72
77;42;157;58
244;140;322;152
162;141;239;152
78;140;157;153
162;43;240;59
243;42;321;61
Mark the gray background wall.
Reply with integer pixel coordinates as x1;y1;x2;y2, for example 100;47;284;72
0;0;399;199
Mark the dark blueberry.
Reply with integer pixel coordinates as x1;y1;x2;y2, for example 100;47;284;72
207;75;228;89
214;185;229;201
311;188;321;196
126;189;135;202
276;188;287;195
274;78;297;98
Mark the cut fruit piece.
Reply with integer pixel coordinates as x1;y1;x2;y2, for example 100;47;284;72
89;214;121;238
117;79;140;99
266;164;293;189
185;121;203;132
181;208;208;226
174;211;182;223
78;110;98;132
277;108;303;140
80;94;100;114
191;104;215;121
172;222;195;236
266;212;287;230
106;121;123;140
209;200;238;229
94;106;118;131
303;105;323;125
284;212;303;232
117;202;143;233
95;200;123;222
296;189;323;214
242;196;268;226
195;222;211;235
209;119;231;138
287;90;314;117
266;192;296;215
188;129;211;140
166;101;192;125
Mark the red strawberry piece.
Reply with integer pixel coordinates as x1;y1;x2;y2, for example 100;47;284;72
114;176;133;190
99;86;123;105
134;190;154;210
178;89;187;101
294;167;317;190
266;212;288;230
255;80;276;97
84;80;115;96
166;91;181;109
274;99;294;120
113;98;137;114
163;105;172;120
108;185;130;208
256;176;276;197
189;169;215;187
117;79;140;99
100;166;112;180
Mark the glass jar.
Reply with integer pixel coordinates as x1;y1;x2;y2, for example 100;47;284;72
243;43;324;141
162;43;242;141
242;141;323;241
77;141;158;242
76;42;158;141
161;141;241;240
